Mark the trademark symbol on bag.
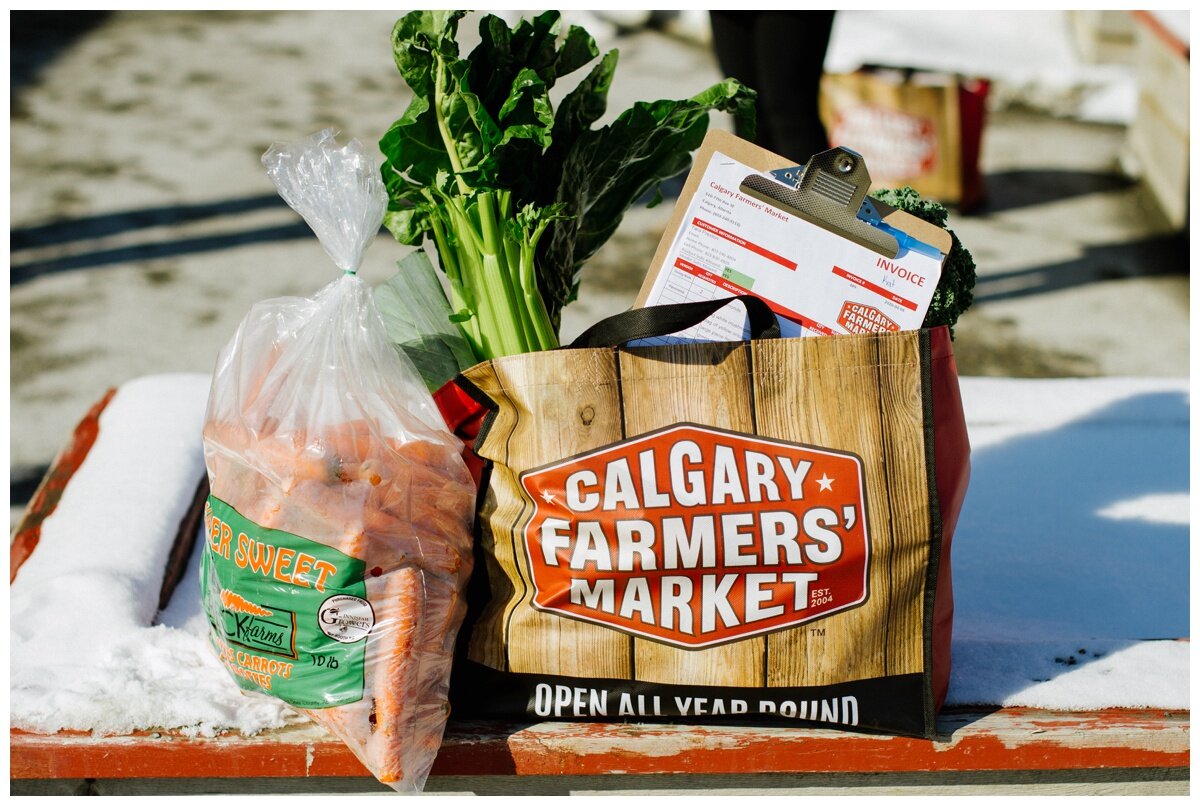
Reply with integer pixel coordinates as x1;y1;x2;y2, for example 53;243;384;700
519;423;870;649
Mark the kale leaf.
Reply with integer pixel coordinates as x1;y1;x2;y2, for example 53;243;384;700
871;186;977;337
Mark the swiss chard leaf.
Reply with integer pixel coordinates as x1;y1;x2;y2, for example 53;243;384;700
535;48;618;206
380;94;448;189
468;12;554;109
382;204;429;246
536;77;758;326
496;68;554;149
467;13;596;200
390;11;465;99
375;250;479;390
468;11;596;107
441;60;499;182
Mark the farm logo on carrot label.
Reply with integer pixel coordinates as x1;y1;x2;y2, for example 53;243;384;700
519;424;870;649
318;595;375;644
837;301;900;335
217;588;298;658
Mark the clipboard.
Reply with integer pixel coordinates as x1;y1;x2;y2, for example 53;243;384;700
634;130;952;334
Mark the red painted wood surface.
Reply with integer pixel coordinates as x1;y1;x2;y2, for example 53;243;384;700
11;387;117;582
10;708;1189;780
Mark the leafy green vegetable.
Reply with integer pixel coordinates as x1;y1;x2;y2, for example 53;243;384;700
538;77;755;325
378;10;755;363
870;186;976;337
374;250;478;391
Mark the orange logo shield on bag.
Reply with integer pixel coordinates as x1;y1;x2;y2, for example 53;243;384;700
519;424;870;649
837;301;900;334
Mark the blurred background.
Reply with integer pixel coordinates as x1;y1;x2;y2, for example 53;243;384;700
9;10;1191;529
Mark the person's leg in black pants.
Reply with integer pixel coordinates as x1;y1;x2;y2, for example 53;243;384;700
710;11;836;162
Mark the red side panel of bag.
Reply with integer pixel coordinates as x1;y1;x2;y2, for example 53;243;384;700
434;379;488;487
927;327;971;710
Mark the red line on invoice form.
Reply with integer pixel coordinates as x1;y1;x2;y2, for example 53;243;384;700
831;266;919;311
692;218;797;270
673;258;835;335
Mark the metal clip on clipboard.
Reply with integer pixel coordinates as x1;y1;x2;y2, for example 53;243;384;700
738;146;903;260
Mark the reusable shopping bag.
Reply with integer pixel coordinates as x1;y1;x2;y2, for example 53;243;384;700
438;296;970;738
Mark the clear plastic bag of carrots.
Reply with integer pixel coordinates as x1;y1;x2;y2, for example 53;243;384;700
200;130;475;793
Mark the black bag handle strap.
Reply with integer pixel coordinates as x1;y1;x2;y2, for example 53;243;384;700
567;295;780;349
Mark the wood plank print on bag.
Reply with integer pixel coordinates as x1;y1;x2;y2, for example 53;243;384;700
463;330;932;689
752;332;929;686
618;342;764;686
465;350;630;677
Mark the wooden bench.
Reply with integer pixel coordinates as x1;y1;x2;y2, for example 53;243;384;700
9;387;1190;795
10;707;1190;795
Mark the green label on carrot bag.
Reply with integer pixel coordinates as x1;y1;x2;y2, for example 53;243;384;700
200;495;369;709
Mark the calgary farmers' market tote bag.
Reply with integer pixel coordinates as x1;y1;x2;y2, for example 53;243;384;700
437;296;970;738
